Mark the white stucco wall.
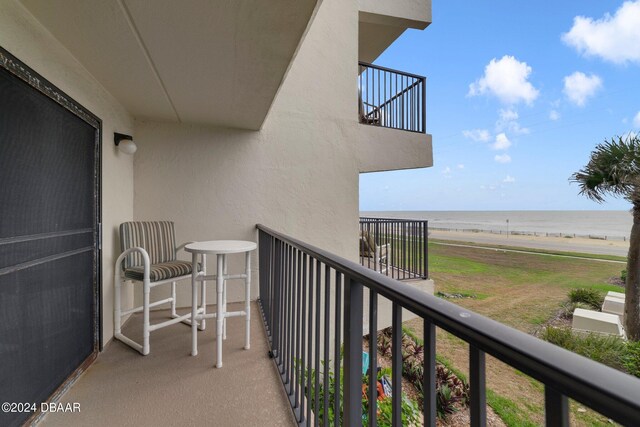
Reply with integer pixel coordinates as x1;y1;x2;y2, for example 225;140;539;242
0;0;135;346
133;0;360;307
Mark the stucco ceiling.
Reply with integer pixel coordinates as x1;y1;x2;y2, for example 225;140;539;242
21;0;319;130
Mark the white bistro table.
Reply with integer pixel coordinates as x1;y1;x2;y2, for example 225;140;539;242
185;240;257;368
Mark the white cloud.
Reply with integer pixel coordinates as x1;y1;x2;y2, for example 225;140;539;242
494;154;512;163
492;133;512;150
549;110;561;121
442;167;452;176
468;55;539;105
462;129;491;142
563;72;602;106
457;164;465;169
634;111;640;127
562;1;640;65
499;108;518;122
496;108;529;135
503;175;516;183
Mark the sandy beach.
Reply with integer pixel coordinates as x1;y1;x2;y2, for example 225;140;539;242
429;229;629;257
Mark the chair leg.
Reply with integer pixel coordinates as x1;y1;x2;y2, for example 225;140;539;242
171;281;177;318
142;279;151;356
114;273;122;336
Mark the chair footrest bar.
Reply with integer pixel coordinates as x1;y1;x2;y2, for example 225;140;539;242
197;273;246;282
120;297;174;316
114;333;143;354
148;312;193;332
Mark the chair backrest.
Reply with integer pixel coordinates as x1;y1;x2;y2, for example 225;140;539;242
119;221;177;268
359;230;376;257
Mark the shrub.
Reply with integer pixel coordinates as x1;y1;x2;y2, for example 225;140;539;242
541;326;627;371
623;341;640;378
558;301;592;319
621;269;627;282
568;288;604;310
377;327;469;418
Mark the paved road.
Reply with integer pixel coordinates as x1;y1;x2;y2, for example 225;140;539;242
430;231;629;258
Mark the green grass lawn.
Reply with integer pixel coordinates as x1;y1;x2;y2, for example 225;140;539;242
404;241;625;426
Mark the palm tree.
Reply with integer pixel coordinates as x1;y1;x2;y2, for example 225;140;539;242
571;135;640;341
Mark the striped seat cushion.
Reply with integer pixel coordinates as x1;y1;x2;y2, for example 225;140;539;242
120;221;177;269
124;260;193;282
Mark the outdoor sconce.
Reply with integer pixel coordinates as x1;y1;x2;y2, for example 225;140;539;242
114;132;137;154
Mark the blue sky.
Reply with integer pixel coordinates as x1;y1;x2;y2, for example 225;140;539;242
359;1;640;211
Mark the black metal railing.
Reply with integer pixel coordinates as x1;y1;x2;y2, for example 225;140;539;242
257;224;640;427
358;62;426;133
359;217;428;280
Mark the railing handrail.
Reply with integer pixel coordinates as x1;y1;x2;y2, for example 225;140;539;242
256;223;640;425
360;216;427;222
358;61;426;80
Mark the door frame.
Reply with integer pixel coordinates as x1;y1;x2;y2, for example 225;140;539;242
0;45;102;424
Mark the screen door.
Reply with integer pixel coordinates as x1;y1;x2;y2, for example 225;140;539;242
0;48;100;427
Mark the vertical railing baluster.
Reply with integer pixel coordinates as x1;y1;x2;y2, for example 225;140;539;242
368;290;378;427
424;319;436;426
285;244;291;389
306;257;315;424
545;387;569;426
420;78;427;132
314;260;321;427
273;240;282;362
323;265;331;426
424;220;429;279
300;253;308;423
391;303;402;427
377;68;381;125
470;345;487;427
294;249;302;418
384;71;388;127
343;278;363;427
333;271;342;427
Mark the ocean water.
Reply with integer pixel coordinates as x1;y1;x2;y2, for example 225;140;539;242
360;210;633;239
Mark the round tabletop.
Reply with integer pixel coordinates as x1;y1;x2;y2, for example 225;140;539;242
185;240;257;255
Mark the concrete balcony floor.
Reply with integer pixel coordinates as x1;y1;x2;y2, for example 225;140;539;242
42;302;295;427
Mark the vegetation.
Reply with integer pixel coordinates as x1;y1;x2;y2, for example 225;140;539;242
571;135;640;340
405;241;623;425
376;327;469;418
568;287;605;310
622;340;640;378
363;367;421;427
540;326;640;379
540;326;627;371
301;359;421;426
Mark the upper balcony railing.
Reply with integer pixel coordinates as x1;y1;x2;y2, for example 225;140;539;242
256;224;640;426
360;217;428;280
358;62;426;133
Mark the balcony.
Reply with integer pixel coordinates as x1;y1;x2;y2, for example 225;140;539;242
357;62;432;172
359;62;426;134
359;217;429;280
41;226;640;426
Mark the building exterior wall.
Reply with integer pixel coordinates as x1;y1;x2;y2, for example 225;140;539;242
133;0;360;307
0;0;135;345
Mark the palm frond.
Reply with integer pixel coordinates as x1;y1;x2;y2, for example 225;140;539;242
570;135;640;203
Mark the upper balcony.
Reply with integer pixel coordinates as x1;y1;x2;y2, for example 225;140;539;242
359;62;426;134
357;62;432;173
